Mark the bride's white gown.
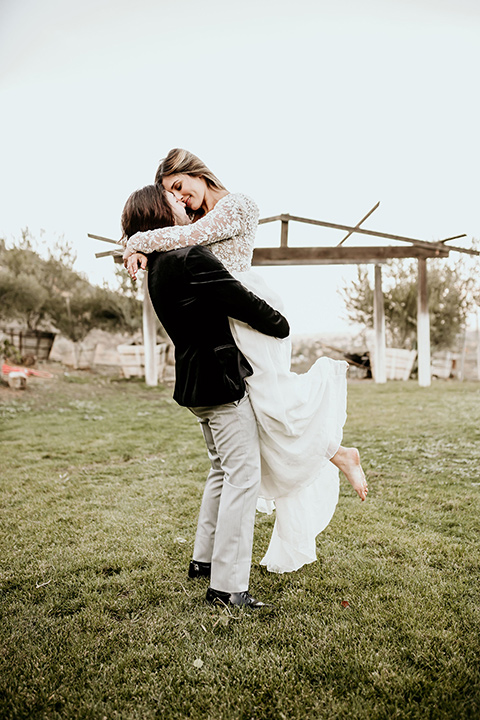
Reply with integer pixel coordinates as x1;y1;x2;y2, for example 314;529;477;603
126;193;348;573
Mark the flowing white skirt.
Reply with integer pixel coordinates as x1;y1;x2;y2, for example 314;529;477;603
230;270;348;573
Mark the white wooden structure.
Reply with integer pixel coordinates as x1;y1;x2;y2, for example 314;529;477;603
91;203;479;387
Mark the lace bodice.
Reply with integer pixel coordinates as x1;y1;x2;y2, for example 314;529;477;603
124;193;259;273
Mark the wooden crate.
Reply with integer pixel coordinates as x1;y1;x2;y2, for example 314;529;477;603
117;343;168;381
431;351;459;380
371;348;417;381
3;329;56;361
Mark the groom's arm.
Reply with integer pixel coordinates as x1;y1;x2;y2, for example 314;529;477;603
185;246;290;339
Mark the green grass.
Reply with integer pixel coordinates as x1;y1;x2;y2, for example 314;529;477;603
1;369;479;719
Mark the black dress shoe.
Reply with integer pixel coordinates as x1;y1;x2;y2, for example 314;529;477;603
188;560;211;579
206;587;266;608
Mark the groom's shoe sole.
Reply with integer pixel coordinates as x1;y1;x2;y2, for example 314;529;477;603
188;561;211;579
206;587;267;609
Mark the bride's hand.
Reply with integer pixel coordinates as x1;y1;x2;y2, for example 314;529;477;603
125;252;148;281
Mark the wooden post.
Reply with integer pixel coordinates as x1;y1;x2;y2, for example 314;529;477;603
373;264;387;383
477;306;480;381
458;330;467;382
143;274;158;387
417;257;431;387
280;219;289;248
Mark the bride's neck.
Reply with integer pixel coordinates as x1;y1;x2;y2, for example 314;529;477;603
203;187;229;213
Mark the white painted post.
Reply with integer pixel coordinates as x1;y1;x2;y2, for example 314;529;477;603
458;330;467;382
477;306;480;381
417;257;431;387
142;273;158;387
373;264;387;383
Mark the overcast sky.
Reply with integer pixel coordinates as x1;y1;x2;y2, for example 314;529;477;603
1;0;479;334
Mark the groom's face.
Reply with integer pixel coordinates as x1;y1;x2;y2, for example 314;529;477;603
165;191;191;226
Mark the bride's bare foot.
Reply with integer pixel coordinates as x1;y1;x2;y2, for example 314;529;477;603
330;446;368;501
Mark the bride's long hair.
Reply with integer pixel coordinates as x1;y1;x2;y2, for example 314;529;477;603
121;184;175;241
155;148;226;191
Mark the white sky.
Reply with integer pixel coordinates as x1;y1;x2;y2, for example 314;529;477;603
1;0;479;334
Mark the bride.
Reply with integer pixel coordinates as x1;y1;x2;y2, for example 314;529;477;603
122;148;367;574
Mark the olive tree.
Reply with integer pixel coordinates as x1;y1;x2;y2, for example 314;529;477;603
340;253;479;350
0;230;142;365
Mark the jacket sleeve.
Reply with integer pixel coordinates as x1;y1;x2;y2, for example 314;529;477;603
185;246;290;339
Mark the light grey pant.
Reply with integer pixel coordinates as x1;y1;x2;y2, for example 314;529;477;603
189;394;261;594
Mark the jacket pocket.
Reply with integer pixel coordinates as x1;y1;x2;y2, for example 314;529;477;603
213;344;252;393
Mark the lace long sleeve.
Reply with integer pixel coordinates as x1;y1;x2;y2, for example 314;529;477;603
125;194;255;255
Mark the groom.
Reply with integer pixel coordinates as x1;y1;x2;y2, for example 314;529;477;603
130;245;289;608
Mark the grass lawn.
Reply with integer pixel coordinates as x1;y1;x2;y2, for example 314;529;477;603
1;367;479;720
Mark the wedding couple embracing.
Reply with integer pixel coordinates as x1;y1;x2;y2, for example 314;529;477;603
121;148;367;609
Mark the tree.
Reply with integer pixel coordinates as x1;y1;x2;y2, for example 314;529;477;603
48;286;141;342
0;230;143;365
0;270;50;330
341;254;479;350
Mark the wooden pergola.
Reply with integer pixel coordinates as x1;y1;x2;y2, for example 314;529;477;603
91;202;479;387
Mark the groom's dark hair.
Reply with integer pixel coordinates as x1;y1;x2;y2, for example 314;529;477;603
121;184;175;240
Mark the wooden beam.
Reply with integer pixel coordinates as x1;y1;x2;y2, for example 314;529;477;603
258;215;284;225
337;202;380;246
95;249;122;259
252;246;449;266
257;215;478;256
417;257;431;387
438;233;467;244
373;265;386;384
260;212;434;244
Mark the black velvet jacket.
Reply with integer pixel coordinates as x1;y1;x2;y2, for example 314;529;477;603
146;245;290;407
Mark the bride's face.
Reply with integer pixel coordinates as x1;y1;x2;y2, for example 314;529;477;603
163;173;206;212
165;191;191;226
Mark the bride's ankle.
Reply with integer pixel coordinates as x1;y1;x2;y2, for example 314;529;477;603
331;446;357;469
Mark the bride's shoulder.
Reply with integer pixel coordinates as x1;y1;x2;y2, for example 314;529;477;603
220;192;259;216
